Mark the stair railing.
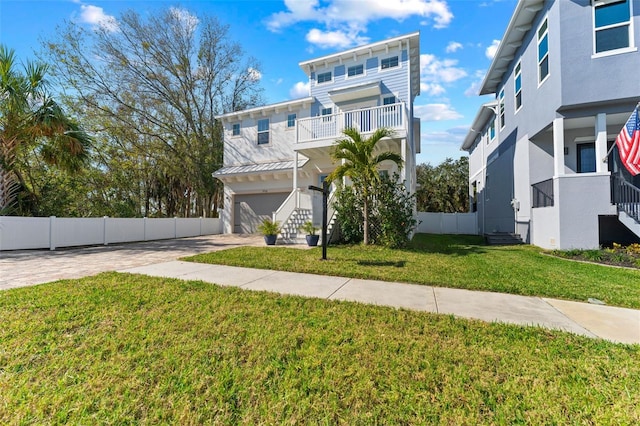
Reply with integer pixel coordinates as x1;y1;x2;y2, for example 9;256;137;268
611;174;640;223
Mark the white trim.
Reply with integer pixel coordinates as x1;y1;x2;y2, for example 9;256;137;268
591;46;638;58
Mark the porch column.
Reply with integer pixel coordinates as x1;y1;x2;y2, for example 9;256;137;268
553;117;565;177
293;151;299;208
595;113;607;173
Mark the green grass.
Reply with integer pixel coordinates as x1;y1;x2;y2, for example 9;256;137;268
184;234;640;309
1;273;638;424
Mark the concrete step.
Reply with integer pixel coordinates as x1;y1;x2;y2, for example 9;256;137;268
485;232;524;246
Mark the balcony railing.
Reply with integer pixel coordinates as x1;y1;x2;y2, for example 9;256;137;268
532;178;554;208
296;102;405;144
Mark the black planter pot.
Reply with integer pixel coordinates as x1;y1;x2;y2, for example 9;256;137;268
264;235;277;245
306;234;320;246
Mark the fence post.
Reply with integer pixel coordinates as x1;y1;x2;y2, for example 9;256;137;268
103;216;109;245
143;217;147;241
174;217;177;238
199;217;203;236
49;216;56;251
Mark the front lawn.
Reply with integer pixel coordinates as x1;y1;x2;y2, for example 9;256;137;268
185;234;640;309
1;273;638;424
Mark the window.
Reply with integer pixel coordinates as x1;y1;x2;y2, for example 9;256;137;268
593;0;632;54
381;56;399;69
347;64;364;77
232;123;240;136
498;89;505;129
489;119;496;140
321;107;332;122
287;113;296;128
514;62;522;111
317;71;332;84
383;96;396;105
257;118;269;145
537;18;549;83
577;143;596;173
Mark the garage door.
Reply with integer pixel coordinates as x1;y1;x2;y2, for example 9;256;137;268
234;193;289;234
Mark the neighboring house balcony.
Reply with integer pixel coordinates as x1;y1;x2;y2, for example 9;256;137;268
295;102;409;153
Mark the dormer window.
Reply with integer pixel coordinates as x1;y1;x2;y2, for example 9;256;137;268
593;0;633;54
317;71;332;84
381;56;399;70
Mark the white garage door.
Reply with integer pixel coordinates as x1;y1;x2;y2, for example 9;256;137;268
234;193;289;234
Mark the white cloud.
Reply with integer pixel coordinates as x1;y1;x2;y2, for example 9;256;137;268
421;126;468;147
445;41;462;53
169;7;199;35
419;53;467;95
79;4;118;32
266;0;453;47
247;67;262;82
305;28;369;49
289;81;310;99
420;82;446;96
464;70;487;97
485;39;500;60
414;103;463;121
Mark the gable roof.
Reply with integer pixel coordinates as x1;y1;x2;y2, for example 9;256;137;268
480;0;545;95
299;32;421;98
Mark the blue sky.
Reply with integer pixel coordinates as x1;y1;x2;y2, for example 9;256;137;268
0;0;517;165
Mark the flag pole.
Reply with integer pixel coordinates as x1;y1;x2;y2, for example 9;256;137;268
602;101;640;163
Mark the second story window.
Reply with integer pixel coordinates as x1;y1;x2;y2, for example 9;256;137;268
383;96;396;105
489;119;496;142
317;71;332;84
347;64;364;77
232;123;240;136
514;62;522;111
257;118;269;145
381;56;399;70
538;17;549;83
498;89;505;130
593;0;632;54
287;113;296;128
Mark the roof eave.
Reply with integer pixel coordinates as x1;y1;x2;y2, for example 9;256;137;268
479;0;545;96
461;101;498;151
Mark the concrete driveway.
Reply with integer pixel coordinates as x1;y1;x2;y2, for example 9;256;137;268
0;234;263;290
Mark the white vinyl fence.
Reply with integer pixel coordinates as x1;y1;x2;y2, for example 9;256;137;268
0;216;222;251
416;212;478;235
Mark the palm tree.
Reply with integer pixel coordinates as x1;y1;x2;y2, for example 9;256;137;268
0;45;91;214
327;127;403;245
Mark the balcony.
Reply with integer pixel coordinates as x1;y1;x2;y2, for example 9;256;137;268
296;102;407;147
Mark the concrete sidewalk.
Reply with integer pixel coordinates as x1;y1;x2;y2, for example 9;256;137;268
120;261;640;345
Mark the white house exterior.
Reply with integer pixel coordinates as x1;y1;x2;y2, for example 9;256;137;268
462;0;640;249
214;32;421;240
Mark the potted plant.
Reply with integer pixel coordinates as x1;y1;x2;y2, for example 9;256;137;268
257;218;281;245
300;221;320;247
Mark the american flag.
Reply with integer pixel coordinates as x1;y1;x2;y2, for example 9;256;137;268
616;104;640;176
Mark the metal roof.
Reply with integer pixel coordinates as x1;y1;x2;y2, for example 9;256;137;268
213;159;308;177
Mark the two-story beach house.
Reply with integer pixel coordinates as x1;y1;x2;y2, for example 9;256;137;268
214;32;421;240
462;0;640;249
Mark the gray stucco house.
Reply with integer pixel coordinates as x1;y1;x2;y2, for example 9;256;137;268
462;0;640;249
214;33;421;239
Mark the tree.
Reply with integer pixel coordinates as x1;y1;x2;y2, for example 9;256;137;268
327;127;403;245
43;7;263;217
0;45;91;215
416;157;469;213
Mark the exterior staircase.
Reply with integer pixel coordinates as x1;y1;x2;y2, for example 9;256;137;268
611;174;640;239
279;208;312;244
485;232;524;246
